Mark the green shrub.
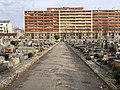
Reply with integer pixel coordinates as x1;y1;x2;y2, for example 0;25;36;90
94;54;99;58
99;54;104;58
74;46;79;49
39;48;43;52
27;53;34;58
113;68;120;83
71;44;74;47
54;34;60;40
111;62;120;71
86;55;91;60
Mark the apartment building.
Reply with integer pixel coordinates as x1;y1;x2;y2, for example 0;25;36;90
0;20;16;38
25;10;59;43
92;10;120;42
24;7;120;44
0;20;13;33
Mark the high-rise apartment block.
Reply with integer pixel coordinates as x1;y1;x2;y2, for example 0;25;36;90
24;7;120;44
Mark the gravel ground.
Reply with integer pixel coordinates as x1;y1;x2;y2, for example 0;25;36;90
6;42;112;90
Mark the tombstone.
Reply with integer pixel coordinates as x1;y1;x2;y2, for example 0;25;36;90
0;56;5;64
18;41;24;46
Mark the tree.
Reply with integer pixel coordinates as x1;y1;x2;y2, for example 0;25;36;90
95;40;101;48
109;43;117;52
102;21;109;49
54;34;60;40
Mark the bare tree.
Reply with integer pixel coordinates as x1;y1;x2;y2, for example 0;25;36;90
102;20;109;49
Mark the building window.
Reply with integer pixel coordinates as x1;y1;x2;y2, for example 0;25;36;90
95;33;98;39
35;33;37;36
79;33;82;39
76;33;78;36
119;33;120;36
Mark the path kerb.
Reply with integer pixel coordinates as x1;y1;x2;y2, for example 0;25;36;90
68;44;118;90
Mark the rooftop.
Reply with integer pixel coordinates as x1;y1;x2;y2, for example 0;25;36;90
47;7;84;11
0;20;10;23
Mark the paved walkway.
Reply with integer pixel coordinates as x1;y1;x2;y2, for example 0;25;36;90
6;42;111;90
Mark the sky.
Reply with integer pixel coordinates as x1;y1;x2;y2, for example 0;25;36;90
0;0;120;29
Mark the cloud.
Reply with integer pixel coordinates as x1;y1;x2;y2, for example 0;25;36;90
0;0;13;6
0;2;12;6
0;0;120;29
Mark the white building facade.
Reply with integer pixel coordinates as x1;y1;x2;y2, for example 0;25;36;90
0;21;13;33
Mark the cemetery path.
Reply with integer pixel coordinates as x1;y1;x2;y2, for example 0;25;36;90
6;42;111;90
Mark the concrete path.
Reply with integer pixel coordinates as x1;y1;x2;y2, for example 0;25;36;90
6;42;111;90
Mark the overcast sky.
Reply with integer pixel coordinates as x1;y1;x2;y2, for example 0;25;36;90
0;0;120;29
